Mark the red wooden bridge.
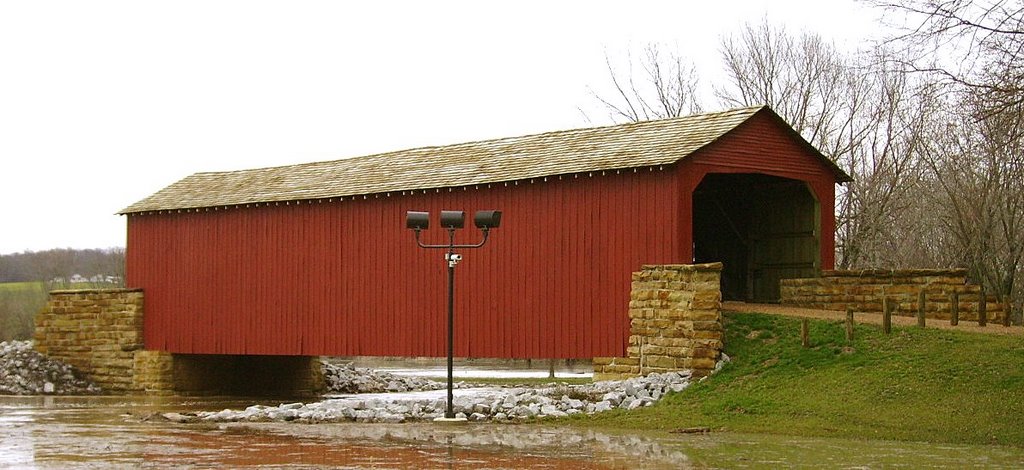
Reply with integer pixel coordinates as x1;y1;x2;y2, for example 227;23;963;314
121;106;849;360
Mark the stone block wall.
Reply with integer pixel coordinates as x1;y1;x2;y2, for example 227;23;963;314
780;269;1006;323
33;289;173;393
35;289;324;395
594;263;724;380
133;350;176;393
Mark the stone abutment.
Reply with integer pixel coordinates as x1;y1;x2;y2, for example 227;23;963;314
594;263;724;380
35;289;323;395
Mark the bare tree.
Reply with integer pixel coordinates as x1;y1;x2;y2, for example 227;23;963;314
717;21;849;144
916;97;1024;322
868;0;1024;322
584;44;703;123
871;0;1024;134
102;247;126;286
840;53;947;268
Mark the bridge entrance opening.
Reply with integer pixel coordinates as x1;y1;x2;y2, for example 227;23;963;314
692;173;819;303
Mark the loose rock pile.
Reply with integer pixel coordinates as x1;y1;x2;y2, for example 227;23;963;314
0;340;101;395
167;364;723;424
321;361;451;394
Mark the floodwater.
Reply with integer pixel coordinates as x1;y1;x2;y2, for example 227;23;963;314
2;395;1023;469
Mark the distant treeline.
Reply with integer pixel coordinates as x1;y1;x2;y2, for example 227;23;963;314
0;248;125;284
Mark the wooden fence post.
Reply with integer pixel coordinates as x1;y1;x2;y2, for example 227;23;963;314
978;286;987;327
845;307;854;341
801;319;810;348
917;289;927;328
882;297;892;334
950;291;959;326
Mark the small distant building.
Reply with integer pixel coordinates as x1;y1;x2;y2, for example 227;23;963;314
120;106;851;360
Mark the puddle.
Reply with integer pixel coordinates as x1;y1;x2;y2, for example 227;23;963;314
341;357;593;380
1;395;1022;468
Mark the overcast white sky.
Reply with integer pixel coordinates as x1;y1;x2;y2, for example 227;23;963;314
0;1;883;255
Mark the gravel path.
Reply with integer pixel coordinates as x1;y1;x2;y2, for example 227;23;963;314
724;301;1023;336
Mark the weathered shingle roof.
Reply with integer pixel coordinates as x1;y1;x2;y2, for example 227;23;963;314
120;106;845;214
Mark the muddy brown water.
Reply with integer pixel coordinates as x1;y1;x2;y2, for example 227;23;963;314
2;395;1023;469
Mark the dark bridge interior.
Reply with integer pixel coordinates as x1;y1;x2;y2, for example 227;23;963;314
692;173;819;302
171;354;322;397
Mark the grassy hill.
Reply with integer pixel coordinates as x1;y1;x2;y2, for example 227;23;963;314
0;281;46;292
0;282;48;341
576;311;1024;447
0;281;119;292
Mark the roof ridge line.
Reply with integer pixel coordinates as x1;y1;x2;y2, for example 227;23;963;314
189;105;767;177
119;105;777;214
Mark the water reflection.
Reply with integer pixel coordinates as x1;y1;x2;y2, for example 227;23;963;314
0;396;679;468
214;422;694;468
1;395;1023;469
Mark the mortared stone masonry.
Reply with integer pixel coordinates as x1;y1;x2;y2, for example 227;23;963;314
594;263;724;380
35;289;323;395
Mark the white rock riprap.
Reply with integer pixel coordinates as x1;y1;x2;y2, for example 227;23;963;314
176;361;727;424
321;361;454;394
0;340;101;395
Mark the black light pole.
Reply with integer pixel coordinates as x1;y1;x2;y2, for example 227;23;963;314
445;238;455;416
406;209;501;420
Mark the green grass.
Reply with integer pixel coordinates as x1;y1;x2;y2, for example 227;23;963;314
0;281;117;292
0;282;48;341
0;281;46;292
573;311;1024;447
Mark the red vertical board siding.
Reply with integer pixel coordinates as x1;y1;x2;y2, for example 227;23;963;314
812;180;837;269
128;169;683;358
689;113;833;178
571;181;584;356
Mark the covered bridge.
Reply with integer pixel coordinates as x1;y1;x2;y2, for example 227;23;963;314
121;106;851;360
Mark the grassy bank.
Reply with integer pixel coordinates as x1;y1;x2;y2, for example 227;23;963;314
0;281;46;292
575;311;1024;446
0;282;48;340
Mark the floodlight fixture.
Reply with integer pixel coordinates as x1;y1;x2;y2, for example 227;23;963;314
474;210;502;230
406;211;430;230
440;210;465;229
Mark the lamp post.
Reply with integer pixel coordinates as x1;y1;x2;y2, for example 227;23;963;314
406;209;501;421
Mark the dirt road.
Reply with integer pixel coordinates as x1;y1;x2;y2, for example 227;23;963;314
723;301;1023;336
